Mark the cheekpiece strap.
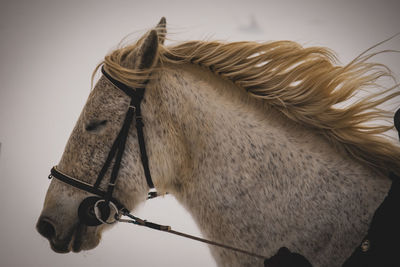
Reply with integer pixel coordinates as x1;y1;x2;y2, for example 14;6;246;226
101;66;156;194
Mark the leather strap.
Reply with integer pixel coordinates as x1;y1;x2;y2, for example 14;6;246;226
49;66;157;214
100;67;156;194
49;166;125;210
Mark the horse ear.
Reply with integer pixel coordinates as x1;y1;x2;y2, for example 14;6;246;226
123;19;165;70
156;17;167;45
124;29;159;70
137;29;159;69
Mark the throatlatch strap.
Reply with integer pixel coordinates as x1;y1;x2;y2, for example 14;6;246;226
133;96;155;189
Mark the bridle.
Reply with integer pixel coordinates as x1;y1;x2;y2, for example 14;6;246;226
47;66;268;259
49;66;157;226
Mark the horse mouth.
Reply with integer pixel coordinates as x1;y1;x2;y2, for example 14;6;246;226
49;223;85;253
50;241;71;253
50;236;73;253
71;223;86;252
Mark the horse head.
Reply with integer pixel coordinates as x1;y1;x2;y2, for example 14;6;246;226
36;18;169;253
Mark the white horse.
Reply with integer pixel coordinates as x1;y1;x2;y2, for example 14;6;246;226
36;18;400;266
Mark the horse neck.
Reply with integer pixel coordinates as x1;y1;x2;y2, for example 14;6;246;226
143;63;392;264
141;63;393;266
146;63;294;209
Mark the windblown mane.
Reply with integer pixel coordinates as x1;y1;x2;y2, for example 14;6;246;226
97;36;400;176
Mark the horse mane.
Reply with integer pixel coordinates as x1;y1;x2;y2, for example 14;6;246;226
97;36;400;176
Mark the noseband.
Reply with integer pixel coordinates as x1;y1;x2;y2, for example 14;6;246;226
49;66;157;226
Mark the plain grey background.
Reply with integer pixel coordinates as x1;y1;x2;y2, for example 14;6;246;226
1;0;399;266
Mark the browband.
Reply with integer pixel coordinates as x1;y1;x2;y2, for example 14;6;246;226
101;67;146;98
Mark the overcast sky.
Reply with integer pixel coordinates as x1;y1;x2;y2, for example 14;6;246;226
1;0;399;266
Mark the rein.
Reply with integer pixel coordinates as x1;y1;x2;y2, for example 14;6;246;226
116;208;267;259
48;66;268;260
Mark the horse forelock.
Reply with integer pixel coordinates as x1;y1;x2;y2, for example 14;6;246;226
94;36;400;176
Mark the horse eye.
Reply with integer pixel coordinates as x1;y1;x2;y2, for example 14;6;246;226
85;120;108;131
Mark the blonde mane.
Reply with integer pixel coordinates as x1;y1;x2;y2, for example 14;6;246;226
98;36;400;176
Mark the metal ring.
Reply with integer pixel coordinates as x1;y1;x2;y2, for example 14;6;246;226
94;199;119;225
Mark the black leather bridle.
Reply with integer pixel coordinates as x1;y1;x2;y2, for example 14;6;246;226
48;66;157;226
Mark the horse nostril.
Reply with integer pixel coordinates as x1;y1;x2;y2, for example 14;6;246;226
37;217;56;240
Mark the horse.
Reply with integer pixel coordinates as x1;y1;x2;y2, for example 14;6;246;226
36;17;400;267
